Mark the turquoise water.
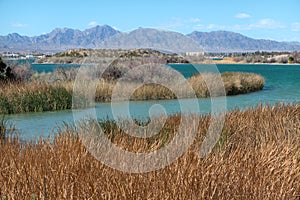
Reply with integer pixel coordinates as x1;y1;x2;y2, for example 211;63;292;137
171;64;300;103
31;63;80;73
6;64;300;140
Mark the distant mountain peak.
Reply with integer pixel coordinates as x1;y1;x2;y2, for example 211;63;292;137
0;25;299;53
100;27;201;52
187;30;300;52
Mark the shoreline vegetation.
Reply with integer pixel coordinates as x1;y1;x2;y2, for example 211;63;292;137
34;49;300;65
0;50;264;114
0;72;264;114
35;49;190;64
1;103;299;198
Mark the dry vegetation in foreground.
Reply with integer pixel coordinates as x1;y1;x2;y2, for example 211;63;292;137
0;103;299;199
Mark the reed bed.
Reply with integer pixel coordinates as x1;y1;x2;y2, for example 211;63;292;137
0;81;72;114
94;72;264;101
189;72;265;97
0;103;299;199
0;72;264;114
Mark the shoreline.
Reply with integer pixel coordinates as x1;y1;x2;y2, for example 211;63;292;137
0;72;264;115
210;57;300;65
212;62;300;65
33;62;300;65
33;60;300;65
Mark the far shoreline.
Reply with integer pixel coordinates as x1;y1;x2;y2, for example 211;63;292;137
33;61;300;65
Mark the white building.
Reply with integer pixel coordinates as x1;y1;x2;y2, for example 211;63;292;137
185;51;205;56
2;53;19;59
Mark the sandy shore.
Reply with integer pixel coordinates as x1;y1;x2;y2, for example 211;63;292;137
210;57;300;65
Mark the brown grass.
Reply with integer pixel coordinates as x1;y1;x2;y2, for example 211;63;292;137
95;72;264;101
189;72;264;97
221;72;265;95
0;103;299;199
1;72;264;113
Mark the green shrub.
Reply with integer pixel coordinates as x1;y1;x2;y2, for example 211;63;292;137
0;57;15;81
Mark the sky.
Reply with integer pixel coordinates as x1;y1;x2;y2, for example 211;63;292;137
0;0;300;41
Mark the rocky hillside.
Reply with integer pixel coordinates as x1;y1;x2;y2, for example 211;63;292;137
1;25;300;53
187;31;300;52
0;25;120;52
36;48;189;64
100;28;201;52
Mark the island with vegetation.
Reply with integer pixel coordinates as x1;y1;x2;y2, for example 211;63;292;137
34;49;300;65
0;51;264;114
35;48;190;64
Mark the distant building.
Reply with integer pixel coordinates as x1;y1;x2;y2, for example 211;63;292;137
185;51;204;56
25;55;34;59
2;53;19;59
210;57;224;60
36;55;46;59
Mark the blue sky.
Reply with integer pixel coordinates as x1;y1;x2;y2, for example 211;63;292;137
1;0;299;41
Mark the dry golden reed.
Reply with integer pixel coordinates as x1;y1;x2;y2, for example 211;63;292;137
0;103;299;199
1;72;264;114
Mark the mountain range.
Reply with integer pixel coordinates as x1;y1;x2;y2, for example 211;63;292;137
1;25;300;53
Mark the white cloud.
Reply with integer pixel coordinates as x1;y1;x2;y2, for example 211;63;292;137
158;18;182;29
162;17;285;33
249;18;285;29
231;24;250;30
292;22;300;31
193;18;286;32
12;23;27;28
193;24;226;30
193;24;205;29
207;24;225;30
235;13;251;19
189;18;201;23
231;19;285;30
158;17;201;30
88;21;98;26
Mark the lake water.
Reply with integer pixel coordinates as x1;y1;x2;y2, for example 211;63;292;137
31;63;81;73
6;64;300;140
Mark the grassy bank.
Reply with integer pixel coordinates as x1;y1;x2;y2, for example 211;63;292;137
0;103;299;199
0;82;72;114
0;72;264;114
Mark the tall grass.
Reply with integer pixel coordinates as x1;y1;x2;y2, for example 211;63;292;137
0;115;17;140
0;81;72;114
95;72;264;101
189;72;265;97
0;115;7;139
0;72;264;114
0;103;299;199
